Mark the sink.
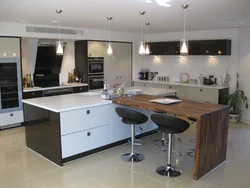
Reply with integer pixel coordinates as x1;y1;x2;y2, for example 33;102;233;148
77;92;101;97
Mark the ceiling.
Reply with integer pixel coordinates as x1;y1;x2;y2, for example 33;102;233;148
1;0;250;33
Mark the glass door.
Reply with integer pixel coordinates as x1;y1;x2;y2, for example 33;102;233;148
0;58;22;113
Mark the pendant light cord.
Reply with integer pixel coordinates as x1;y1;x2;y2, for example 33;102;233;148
141;19;143;42
109;19;111;44
58;13;61;42
184;8;186;39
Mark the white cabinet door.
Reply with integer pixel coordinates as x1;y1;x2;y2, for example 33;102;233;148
0;111;24;126
167;85;187;99
60;104;113;135
61;124;112;158
104;43;132;88
187;87;219;104
0;38;20;58
88;41;106;57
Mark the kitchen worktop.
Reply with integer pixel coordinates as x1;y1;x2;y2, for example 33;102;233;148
133;79;229;90
23;83;88;92
22;86;176;113
93;86;177;96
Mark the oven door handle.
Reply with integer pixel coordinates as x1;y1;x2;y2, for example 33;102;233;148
92;79;104;82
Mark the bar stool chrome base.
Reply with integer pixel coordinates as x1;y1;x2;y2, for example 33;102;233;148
156;165;182;177
121;153;145;162
187;149;195;157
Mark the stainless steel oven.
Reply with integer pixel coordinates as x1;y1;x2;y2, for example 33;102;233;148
88;57;104;75
88;75;104;90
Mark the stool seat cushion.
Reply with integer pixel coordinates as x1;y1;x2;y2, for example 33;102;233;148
151;114;190;134
115;107;148;125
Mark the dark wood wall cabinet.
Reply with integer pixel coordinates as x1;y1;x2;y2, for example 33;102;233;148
147;39;231;56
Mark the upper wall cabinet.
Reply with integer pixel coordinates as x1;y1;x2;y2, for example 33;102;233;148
148;39;231;56
0;37;20;58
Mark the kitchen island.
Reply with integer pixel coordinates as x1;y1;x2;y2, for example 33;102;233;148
110;94;229;180
22;87;176;166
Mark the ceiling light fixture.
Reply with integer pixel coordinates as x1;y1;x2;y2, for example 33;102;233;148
56;9;63;56
107;17;113;56
21;20;24;22
156;0;171;7
52;20;58;23
145;22;150;55
139;11;146;56
180;5;189;55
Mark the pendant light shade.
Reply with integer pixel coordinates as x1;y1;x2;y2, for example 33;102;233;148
138;11;146;56
56;9;63;56
180;39;188;55
56;41;63;55
145;22;150;55
139;41;146;55
180;5;189;55
107;17;113;56
145;44;150;55
107;43;113;55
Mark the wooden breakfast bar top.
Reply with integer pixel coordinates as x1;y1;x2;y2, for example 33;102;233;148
110;94;230;180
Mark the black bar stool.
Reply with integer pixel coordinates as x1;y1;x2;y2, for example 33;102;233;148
151;114;190;177
153;95;182;156
115;107;148;162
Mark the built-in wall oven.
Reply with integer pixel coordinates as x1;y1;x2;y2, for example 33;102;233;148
88;75;104;90
88;57;104;75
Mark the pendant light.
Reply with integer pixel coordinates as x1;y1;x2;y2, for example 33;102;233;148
107;17;113;56
180;5;189;55
139;11;146;56
145;22;150;55
56;9;63;56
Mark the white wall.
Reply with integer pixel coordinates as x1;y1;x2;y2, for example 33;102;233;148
237;27;250;124
21;38;75;83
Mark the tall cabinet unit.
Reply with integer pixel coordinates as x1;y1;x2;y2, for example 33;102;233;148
75;40;132;89
0;37;23;129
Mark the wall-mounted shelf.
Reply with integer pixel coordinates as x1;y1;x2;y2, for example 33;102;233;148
147;39;231;56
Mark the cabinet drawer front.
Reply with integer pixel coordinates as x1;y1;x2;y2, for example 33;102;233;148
23;91;43;99
133;82;146;87
61;124;112;158
60;105;112;135
73;86;88;93
0;111;24;126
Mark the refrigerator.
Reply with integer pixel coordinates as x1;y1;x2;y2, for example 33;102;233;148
0;58;23;129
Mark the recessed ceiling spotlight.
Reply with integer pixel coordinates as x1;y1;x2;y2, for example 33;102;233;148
156;0;171;7
52;20;58;23
240;21;243;24
21;20;24;22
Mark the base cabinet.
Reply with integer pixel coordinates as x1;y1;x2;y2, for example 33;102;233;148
187;87;219;104
61;124;112;158
133;81;226;104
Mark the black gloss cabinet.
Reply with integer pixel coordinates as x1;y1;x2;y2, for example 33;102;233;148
148;39;231;56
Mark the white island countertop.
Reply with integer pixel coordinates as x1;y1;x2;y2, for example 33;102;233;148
23;83;88;92
133;79;229;90
22;86;176;113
